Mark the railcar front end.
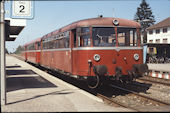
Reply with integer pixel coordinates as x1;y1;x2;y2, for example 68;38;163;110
72;22;148;88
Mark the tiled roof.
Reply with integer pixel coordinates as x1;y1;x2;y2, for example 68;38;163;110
147;17;170;30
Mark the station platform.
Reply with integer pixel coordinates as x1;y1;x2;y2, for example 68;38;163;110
2;55;134;112
147;63;170;79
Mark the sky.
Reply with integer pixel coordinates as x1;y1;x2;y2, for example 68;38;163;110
5;0;170;53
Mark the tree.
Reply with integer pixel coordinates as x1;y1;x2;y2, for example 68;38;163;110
14;45;24;54
134;0;155;43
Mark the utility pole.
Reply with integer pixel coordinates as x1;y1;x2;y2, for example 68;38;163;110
0;0;6;106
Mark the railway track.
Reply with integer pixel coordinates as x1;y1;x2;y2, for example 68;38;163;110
110;84;169;105
96;83;170;112
97;93;139;111
129;80;170;96
137;76;170;86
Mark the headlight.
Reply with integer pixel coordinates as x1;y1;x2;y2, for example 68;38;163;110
134;54;139;61
94;54;100;61
113;19;119;26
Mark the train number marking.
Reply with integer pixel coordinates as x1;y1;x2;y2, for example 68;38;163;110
19;5;25;13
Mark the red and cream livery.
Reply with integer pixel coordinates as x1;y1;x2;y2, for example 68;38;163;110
21;17;148;88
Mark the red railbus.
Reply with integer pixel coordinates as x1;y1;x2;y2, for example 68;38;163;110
23;38;41;64
22;17;148;88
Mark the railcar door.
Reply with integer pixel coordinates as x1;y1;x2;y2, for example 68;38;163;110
40;39;43;65
36;42;41;64
71;28;91;76
25;46;27;61
71;29;77;75
75;27;91;76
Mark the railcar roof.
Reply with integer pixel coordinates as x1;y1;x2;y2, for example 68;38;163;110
24;37;41;46
66;17;141;30
25;17;141;45
43;17;140;39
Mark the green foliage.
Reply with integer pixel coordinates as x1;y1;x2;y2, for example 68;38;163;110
134;0;155;43
14;45;24;54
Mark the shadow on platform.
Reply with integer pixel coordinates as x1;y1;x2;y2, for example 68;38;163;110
6;69;57;92
7;89;74;105
6;65;21;68
6;69;36;75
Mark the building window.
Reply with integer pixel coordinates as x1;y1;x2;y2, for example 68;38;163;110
156;39;160;43
149;30;153;35
149;47;154;53
156;29;160;34
163;38;167;43
149;40;153;43
163;28;167;33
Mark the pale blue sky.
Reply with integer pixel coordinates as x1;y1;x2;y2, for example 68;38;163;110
5;0;170;52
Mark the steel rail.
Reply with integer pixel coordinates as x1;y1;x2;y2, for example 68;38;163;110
137;77;170;86
110;84;170;106
97;93;139;111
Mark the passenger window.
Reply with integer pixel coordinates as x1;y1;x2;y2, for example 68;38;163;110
78;35;90;47
38;42;41;50
64;31;70;48
92;27;116;47
81;27;90;33
59;38;65;48
117;28;137;46
78;27;90;47
74;33;76;47
65;37;69;48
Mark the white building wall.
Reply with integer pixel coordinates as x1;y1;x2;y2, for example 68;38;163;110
147;27;170;43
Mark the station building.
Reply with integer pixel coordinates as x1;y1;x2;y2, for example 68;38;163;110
146;17;170;58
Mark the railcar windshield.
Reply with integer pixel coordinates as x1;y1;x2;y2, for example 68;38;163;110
92;27;138;47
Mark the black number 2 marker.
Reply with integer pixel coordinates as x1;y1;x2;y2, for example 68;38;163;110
19;5;25;13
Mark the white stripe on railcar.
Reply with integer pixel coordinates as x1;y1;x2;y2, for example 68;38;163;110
72;47;143;51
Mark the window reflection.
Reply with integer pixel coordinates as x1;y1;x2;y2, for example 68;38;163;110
92;27;116;47
78;27;91;47
92;27;137;47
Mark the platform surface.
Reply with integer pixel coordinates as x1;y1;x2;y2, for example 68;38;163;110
2;55;134;112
